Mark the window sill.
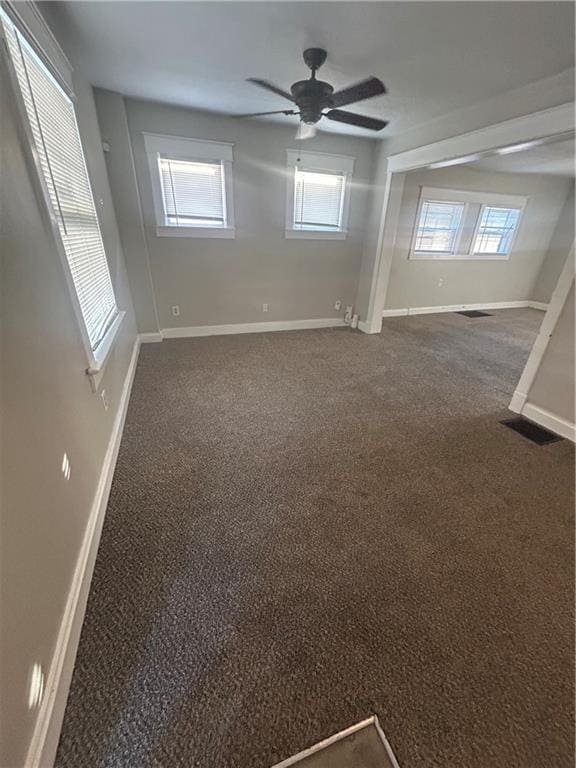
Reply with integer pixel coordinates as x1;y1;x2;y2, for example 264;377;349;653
156;226;235;239
410;251;510;261
285;229;347;241
86;310;126;392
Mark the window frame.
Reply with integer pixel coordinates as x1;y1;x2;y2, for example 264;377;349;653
285;149;354;240
0;4;124;387
471;203;523;257
410;186;526;261
144;133;235;239
411;199;467;257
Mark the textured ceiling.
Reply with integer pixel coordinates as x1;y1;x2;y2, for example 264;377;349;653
51;1;575;138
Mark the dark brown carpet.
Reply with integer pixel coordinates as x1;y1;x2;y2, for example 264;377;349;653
55;309;574;768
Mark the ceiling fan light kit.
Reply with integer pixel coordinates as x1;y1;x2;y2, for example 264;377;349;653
232;48;388;139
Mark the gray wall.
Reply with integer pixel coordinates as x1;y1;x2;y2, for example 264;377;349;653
528;279;575;424
0;30;137;768
94;89;160;334
95;94;377;332
384;166;571;310
532;182;575;304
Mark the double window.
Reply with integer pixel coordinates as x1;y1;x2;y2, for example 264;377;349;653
2;7;122;373
286;150;354;239
411;187;526;260
144;134;235;238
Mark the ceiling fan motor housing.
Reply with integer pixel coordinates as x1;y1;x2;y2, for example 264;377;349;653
291;79;334;124
241;46;388;132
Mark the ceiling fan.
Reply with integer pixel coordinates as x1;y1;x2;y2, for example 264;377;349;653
231;48;388;140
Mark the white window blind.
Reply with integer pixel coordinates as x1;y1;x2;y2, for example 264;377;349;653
4;15;118;351
414;200;465;253
473;206;521;255
293;169;345;230
159;157;226;227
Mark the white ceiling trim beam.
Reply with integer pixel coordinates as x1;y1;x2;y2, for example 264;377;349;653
386;103;575;174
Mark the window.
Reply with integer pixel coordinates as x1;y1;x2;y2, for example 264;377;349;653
413;200;465;254
294;169;346;231
473;206;521;255
411;187;525;261
286;150;354;239
144;134;234;238
2;8;122;372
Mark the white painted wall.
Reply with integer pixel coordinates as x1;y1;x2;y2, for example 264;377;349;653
532;182;575;304
0;22;137;768
95;93;377;332
383;166;571;310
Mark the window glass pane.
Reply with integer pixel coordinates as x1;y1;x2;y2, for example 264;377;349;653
414;200;465;253
159;158;226;227
294;169;345;230
473;206;520;254
4;13;118;351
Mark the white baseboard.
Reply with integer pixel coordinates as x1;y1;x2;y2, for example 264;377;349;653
162;317;345;338
521;402;575;442
382;308;409;318
25;337;141;768
358;320;375;334
139;332;163;343
382;300;548;318
509;389;527;413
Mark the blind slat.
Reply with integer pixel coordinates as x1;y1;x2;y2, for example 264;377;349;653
4;15;118;351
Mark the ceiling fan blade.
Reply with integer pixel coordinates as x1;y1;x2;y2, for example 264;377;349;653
326;109;388;131
246;78;294;102
230;109;297;118
295;122;317;141
331;77;386;108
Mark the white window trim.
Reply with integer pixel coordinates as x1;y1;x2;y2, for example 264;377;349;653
410;186;527;261
143;132;235;239
2;0;73;94
285;149;354;240
470;203;523;258
0;4;123;387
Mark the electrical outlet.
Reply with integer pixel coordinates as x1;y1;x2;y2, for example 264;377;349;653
262;303;269;313
438;278;444;287
171;305;180;317
101;389;109;411
334;299;342;311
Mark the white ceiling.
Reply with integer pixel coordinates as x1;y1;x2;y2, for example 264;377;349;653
52;1;575;139
467;138;576;177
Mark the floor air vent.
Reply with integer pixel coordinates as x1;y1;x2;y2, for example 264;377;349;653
501;417;563;445
456;310;492;317
271;716;400;768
